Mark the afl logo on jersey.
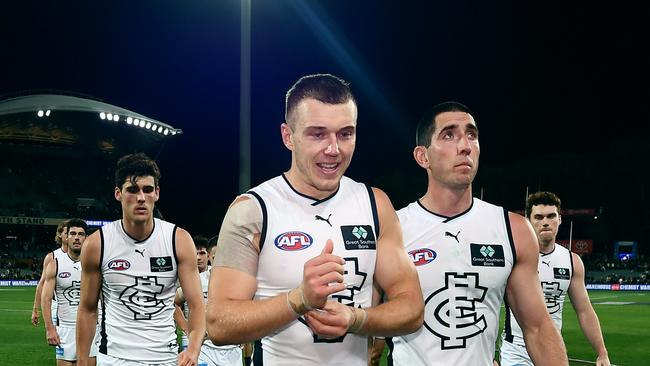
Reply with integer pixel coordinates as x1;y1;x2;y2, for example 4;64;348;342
108;259;131;271
58;272;71;278
409;248;436;266
274;231;313;251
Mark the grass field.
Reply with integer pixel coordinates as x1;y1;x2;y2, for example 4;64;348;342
1;287;648;365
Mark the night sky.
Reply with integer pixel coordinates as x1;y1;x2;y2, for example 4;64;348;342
2;1;649;252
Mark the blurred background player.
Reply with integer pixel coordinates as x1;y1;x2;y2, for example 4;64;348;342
42;218;97;365
32;220;69;326
499;192;610;366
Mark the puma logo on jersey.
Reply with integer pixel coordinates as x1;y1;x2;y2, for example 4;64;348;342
315;214;332;227
445;231;461;243
135;249;146;257
542;260;550;267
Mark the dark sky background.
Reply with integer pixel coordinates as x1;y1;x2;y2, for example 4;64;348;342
2;1;649;254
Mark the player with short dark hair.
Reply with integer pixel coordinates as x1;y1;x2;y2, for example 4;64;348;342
206;73;424;365
499;192;610;366
76;153;205;366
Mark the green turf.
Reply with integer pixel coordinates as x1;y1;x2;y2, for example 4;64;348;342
2;287;648;365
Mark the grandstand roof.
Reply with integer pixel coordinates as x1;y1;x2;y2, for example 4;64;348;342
0;92;182;136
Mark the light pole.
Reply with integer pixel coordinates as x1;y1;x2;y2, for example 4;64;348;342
239;0;251;193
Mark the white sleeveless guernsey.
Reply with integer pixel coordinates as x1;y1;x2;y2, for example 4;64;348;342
54;253;81;327
504;243;573;347
248;175;379;366
51;248;67;320
99;218;179;363
392;199;516;366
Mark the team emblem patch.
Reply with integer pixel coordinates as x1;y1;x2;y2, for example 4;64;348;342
470;244;505;267
340;225;376;250
553;267;570;280
150;256;173;272
108;259;131;271
409;248;437;266
274;231;313;251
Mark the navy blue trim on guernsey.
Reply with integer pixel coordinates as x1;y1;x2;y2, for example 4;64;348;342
253;339;263;366
172;225;179;265
280;173;339;206
540;245;556;257
416;198;475;223
503;297;514;343
120;219;156;243
247;191;268;252
54;258;59;326
569;249;575;279
503;208;517;267
98;228;108;354
365;185;380;238
386;337;394;366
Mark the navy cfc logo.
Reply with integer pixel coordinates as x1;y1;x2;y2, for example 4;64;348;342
120;276;166;320
63;280;81;306
424;273;488;349
541;281;563;314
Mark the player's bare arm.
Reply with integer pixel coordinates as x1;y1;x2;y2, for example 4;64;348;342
174;288;189;338
305;188;424;338
568;253;610;366
505;213;568;366
176;228;205;366
41;259;60;346
207;196;346;344
75;231;101;366
32;252;54;326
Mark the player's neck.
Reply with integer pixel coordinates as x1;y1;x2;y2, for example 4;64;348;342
68;250;80;262
539;240;555;254
421;184;473;217
122;217;155;241
283;169;338;200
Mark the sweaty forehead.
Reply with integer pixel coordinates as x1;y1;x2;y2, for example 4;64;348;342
531;204;559;216
433;111;475;131
291;98;357;129
122;175;156;188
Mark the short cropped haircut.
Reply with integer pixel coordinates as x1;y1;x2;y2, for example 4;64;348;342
207;235;218;251
285;73;356;127
193;235;209;250
55;220;69;245
415;101;473;147
114;153;161;188
526;191;562;218
65;218;88;234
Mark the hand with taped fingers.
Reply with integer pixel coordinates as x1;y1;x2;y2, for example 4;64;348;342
304;300;358;339
288;239;346;314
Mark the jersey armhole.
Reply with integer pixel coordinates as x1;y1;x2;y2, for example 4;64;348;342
54;258;59;276
365;185;380;239
172;225;179;265
569;250;575;279
99;227;105;268
246;190;268;252
503;208;517;266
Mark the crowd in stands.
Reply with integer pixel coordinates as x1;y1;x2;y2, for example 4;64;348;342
583;253;649;285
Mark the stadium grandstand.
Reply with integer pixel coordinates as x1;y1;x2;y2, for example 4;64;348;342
0;91;181;282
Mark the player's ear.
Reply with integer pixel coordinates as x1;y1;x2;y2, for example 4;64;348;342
114;186;122;202
413;145;429;169
281;123;295;151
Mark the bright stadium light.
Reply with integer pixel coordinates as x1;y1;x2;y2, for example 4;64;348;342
113;114;119;122
100;112;106;120
126;117;133;124
157;126;163;133
45;110;51;117
134;118;140;126
163;128;169;135
37;110;44;117
145;121;151;129
107;113;113;120
171;130;177;135
151;124;157;130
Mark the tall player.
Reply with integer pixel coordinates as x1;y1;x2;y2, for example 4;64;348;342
42;218;96;365
391;102;567;365
76;153;205;366
206;73;423;365
32;220;68;326
499;192;610;366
